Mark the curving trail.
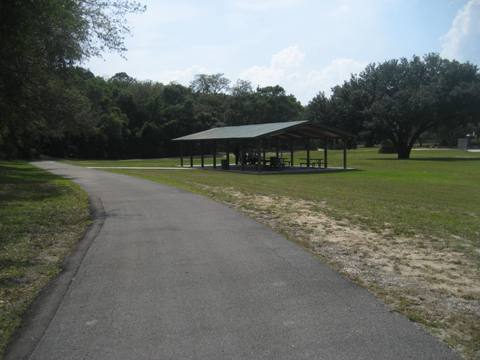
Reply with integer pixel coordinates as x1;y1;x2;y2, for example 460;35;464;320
8;161;459;360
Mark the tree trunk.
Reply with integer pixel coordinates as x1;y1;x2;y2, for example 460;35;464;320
397;145;412;159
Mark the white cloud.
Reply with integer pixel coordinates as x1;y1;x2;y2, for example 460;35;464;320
305;58;366;94
240;46;365;103
271;45;305;68
240;45;305;86
90;44;365;104
441;0;480;64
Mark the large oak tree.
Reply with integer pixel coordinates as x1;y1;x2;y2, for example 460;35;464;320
360;54;479;159
307;54;480;159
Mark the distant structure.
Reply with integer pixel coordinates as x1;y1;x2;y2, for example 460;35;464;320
458;132;479;150
457;138;469;150
173;121;353;172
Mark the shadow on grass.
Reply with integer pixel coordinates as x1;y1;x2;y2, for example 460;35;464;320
0;259;33;285
203;166;362;176
0;162;66;205
0;163;59;184
253;168;363;176
367;157;480;162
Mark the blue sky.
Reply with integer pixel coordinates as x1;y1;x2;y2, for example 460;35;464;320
86;0;480;103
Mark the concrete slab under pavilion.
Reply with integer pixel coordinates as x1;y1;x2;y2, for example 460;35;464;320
193;164;355;175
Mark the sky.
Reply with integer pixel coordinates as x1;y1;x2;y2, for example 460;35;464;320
86;0;480;104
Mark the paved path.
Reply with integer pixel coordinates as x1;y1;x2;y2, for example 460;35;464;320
9;161;459;360
87;166;195;170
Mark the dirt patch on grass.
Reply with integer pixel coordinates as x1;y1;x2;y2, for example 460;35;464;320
202;185;480;359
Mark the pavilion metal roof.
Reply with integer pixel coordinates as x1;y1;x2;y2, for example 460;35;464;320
173;121;351;141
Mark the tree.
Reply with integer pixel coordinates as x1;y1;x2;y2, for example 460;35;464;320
0;0;145;158
109;72;137;85
362;54;480;158
318;54;480;159
253;86;304;123
306;92;330;123
231;79;253;96
190;74;231;94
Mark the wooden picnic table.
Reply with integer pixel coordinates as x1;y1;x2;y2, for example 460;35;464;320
260;157;286;169
299;158;323;167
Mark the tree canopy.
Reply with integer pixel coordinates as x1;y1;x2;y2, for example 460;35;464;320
1;1;478;160
0;0;144;158
43;72;304;158
307;54;480;158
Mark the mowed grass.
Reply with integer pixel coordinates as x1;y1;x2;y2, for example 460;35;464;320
67;148;480;258
0;162;89;357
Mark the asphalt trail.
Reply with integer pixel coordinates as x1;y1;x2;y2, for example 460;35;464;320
8;161;459;360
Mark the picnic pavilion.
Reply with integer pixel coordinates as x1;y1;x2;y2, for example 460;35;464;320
172;120;353;173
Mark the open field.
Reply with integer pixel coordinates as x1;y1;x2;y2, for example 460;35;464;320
66;148;480;359
0;162;89;357
65;148;480;244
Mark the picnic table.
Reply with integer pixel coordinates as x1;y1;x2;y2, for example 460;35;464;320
299;158;323;167
260;157;287;169
281;158;291;167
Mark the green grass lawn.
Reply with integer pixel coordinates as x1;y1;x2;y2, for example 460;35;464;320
0;162;89;357
66;148;480;256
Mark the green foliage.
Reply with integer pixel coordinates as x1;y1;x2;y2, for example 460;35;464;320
307;54;480;158
190;73;230;94
0;0;305;161
0;0;144;159
1;1;478;163
21;71;304;159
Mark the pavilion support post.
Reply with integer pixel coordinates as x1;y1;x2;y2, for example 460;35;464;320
257;140;262;172
179;142;184;167
190;143;193;168
343;138;347;169
200;142;205;168
226;140;230;169
240;141;245;171
324;140;328;169
262;141;266;170
213;141;217;169
276;138;280;158
290;139;294;167
306;138;311;168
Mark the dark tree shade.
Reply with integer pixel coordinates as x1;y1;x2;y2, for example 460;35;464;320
0;0;144;158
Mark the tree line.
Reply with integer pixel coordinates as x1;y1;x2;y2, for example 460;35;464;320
41;71;304;158
1;1;479;160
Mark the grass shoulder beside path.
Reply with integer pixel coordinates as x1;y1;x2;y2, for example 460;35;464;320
0;162;89;358
65;148;480;359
